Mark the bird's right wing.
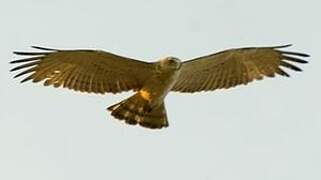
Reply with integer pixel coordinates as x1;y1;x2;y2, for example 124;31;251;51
11;46;153;94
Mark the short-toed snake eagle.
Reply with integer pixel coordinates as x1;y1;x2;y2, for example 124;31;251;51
10;45;309;129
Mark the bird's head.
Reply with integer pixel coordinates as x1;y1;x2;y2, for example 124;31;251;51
158;57;182;71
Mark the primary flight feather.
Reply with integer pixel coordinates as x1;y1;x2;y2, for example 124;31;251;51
10;45;309;129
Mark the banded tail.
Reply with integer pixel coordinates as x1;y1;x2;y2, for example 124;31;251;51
107;93;168;129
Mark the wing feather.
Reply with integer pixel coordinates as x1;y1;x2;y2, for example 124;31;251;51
11;46;153;94
14;67;36;78
173;45;309;93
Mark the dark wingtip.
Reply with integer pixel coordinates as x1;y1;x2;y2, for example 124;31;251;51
13;51;21;55
31;46;58;51
273;44;293;49
10;67;17;72
280;51;310;57
274;43;310;58
276;68;290;77
13;51;49;56
282;55;309;64
20;76;33;83
10;57;41;64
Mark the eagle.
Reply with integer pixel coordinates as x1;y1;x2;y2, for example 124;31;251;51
10;45;309;129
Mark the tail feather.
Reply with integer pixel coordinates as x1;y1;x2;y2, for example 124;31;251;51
107;93;168;129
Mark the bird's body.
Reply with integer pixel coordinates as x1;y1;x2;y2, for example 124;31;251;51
10;45;309;129
142;57;182;104
108;57;182;128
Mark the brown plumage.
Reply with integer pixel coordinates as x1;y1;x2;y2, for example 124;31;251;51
11;46;152;94
173;44;309;92
10;44;309;129
107;93;168;129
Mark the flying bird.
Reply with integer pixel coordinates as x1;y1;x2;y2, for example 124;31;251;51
10;45;309;129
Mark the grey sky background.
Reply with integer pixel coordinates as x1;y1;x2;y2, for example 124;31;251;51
0;0;320;179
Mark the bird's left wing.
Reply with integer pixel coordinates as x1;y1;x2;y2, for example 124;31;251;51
11;46;153;94
172;45;309;93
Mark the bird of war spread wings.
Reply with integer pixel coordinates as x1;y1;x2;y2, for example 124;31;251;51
10;44;309;129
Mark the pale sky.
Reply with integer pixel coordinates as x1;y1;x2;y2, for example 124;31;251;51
0;0;320;180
